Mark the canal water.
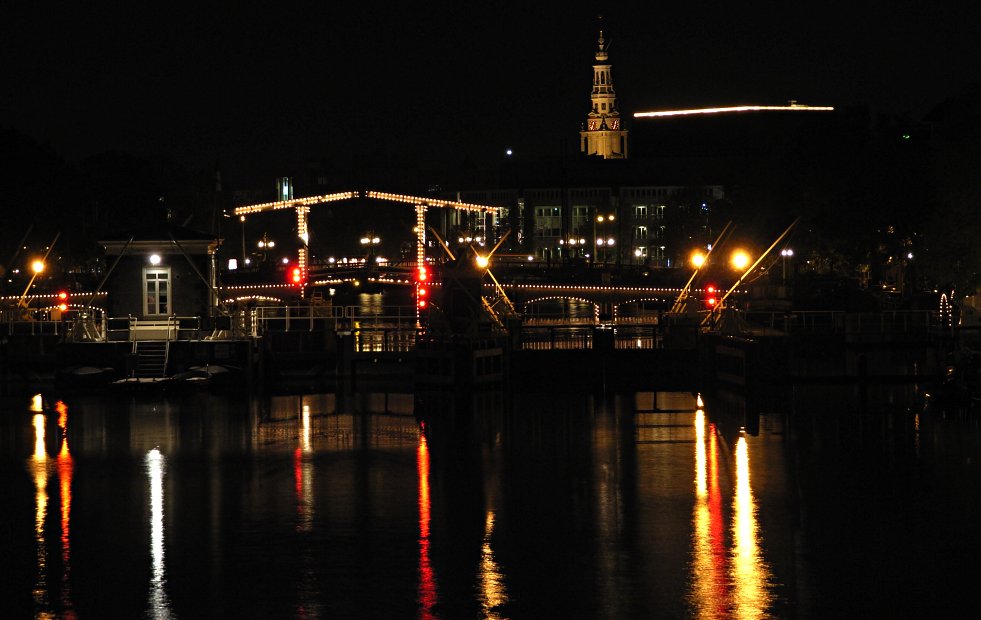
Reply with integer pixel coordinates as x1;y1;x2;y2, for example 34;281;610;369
1;384;979;618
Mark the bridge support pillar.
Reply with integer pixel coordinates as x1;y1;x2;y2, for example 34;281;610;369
598;302;615;322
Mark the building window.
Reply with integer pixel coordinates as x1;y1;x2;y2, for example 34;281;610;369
535;206;561;239
633;226;648;240
144;268;171;316
634;205;648;219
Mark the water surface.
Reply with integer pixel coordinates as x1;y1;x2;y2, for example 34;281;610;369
1;386;978;618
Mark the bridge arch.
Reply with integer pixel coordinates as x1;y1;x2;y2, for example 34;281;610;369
615;297;673;320
521;295;599;323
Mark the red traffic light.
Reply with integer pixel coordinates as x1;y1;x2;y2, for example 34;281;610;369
287;265;306;285
706;297;717;307
57;290;68;312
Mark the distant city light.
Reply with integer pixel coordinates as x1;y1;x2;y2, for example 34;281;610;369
228;259;238;270
505;148;513;157
634;103;834;118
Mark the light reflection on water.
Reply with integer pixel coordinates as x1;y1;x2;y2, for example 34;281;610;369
145;448;173;619
731;435;772;619
417;431;437;619
6;385;977;617
30;413;49;613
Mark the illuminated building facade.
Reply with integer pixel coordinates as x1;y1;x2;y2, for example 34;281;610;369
99;222;220;322
579;29;628;160
453;183;725;267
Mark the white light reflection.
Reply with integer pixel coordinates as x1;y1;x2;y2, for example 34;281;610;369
731;435;772;618
478;511;508;618
294;403;314;532
146;449;173;619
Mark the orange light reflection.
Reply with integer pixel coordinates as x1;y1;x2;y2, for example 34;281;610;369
31;413;50;610
731;436;772;618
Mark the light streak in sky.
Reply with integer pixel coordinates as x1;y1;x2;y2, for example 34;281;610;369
634;104;834;118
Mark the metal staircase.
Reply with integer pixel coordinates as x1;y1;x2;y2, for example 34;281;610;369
134;340;169;378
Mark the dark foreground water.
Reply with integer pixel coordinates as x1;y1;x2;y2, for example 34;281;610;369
1;383;979;619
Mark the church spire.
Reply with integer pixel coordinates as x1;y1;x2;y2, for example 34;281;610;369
579;21;628;159
596;29;608;62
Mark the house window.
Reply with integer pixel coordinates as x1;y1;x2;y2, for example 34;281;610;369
634;205;648;219
144;268;171;316
634;226;648;240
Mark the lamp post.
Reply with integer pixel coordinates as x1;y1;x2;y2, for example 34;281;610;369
780;248;793;283
257;234;275;262
595;213;615;266
360;233;381;265
239;215;246;262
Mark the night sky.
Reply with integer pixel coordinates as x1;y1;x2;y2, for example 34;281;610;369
3;2;979;179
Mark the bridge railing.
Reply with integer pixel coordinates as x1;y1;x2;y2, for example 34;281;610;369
519;324;662;350
743;310;938;335
250;305;418;336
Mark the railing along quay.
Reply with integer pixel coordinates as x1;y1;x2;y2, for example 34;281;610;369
0;307;947;354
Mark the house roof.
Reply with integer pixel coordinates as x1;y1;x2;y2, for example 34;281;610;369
100;221;217;243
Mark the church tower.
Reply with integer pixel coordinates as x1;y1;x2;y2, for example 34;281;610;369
580;28;628;159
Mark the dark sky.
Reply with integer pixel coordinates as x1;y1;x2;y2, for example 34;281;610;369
3;2;978;178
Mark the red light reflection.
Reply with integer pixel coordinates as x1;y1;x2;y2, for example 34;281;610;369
417;432;437;619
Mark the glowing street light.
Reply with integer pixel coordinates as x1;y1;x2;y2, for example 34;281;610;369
731;250;751;271
594;213;617;265
690;251;706;269
780;248;794;282
31;259;45;274
475;255;489;269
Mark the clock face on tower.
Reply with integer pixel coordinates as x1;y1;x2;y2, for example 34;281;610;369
587;119;599;131
608;117;620;130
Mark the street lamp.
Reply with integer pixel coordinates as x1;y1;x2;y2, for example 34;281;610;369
780;248;794;283
239;215;246;262
731;250;751;271
594;213;616;265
